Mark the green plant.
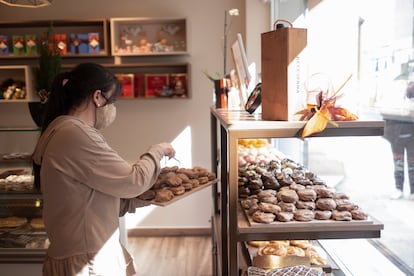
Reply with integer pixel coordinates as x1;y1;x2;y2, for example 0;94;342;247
36;23;61;103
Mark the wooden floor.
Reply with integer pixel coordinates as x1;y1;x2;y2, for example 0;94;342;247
128;235;213;276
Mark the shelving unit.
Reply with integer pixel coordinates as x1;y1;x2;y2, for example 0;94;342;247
0;19;109;58
110;17;188;56
210;107;385;276
0;66;35;102
0;17;190;101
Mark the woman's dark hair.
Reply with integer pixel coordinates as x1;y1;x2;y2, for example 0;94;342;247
41;62;121;132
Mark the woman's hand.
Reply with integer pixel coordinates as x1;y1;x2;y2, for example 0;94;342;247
157;142;176;159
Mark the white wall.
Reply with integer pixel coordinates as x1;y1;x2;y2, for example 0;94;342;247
0;0;254;229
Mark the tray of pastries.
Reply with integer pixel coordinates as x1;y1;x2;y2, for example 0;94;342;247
0;216;48;249
239;158;371;226
137;166;216;206
246;239;336;273
0;169;35;193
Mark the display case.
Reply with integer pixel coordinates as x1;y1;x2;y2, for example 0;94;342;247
110;17;188;56
0;127;46;265
209;108;385;276
0;19;109;58
0;66;36;102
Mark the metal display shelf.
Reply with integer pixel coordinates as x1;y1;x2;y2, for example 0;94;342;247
210;107;385;276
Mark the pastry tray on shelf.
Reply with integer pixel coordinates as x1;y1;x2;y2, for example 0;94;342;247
241;204;374;228
148;179;217;207
243;240;339;274
237;204;383;239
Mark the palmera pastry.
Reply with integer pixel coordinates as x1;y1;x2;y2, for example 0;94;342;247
297;188;317;202
278;202;296;212
0;216;27;228
164;172;183;187
260;196;277;204
332;210;352;221
296;200;316;210
169;185;185;195
240;198;259;209
289;240;311;249
277;189;299;203
335;199;357;211
182;183;193;191
351;209;368;220
137;189;156;200
315;188;335;198
258;245;288;256
258;189;277;198
30;218;45;230
198;176;209;184
252;211;276;224
176;173;190;183
247;240;269;248
294;209;315;221
189;179;200;188
258;202;281;214
314;210;332;220
286;246;305;257
276;211;294;222
306;247;327;265
315;198;337;211
154;189;174;202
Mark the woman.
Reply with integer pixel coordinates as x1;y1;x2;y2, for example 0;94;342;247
32;63;175;275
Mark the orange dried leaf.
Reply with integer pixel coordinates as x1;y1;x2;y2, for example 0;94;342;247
328;107;358;121
301;112;329;138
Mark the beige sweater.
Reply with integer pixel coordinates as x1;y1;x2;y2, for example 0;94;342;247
32;116;163;275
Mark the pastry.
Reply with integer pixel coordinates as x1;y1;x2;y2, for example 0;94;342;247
332;210;352;221
183;183;193;191
258;202;281;214
335;199;357;211
276;212;294;222
286;246;305;257
176;173;190;183
276;189;299;203
306;247;327;265
164;172;183;187
240;198;259;209
315;188;334;198
294;209;315;221
296;200;315;210
351;209;368;220
198;176;209;184
247;240;269;248
30;218;45;230
315;198;337;211
189;179;200;188
297;188;317;202
154;189;174;202
314;210;332;220
0;216;27;228
258;245;288;256
170;185;185;195
289;240;311;249
252;211;275;224
278;202;296;212
260;196;277;204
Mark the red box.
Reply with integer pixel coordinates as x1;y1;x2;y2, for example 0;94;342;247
145;74;169;97
169;73;187;97
134;74;145;97
116;74;135;98
54;34;67;55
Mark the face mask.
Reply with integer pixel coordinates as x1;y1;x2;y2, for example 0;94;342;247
95;103;116;129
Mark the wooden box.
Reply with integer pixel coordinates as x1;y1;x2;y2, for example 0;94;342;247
261;27;307;121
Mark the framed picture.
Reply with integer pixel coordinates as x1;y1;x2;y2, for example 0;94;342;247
116;74;135;98
231;33;251;107
145;74;169;97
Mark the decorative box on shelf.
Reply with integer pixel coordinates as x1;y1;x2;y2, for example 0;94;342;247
0;19;109;58
0;65;35;102
110;17;188;56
